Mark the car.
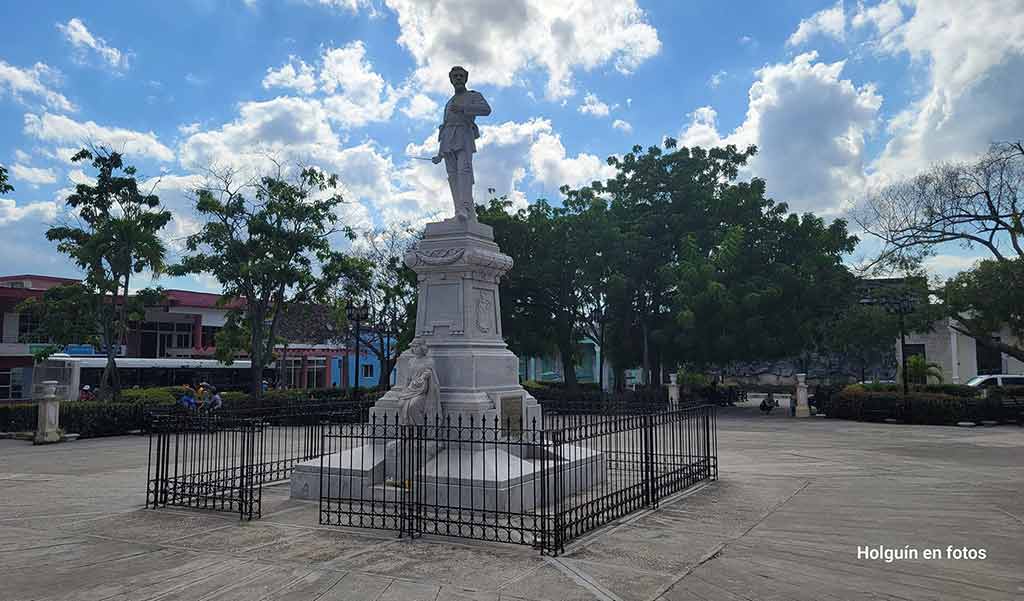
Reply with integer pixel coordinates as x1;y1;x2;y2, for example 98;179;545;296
965;374;1024;388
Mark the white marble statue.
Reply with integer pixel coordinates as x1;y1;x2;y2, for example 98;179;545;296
431;66;491;221
396;339;442;426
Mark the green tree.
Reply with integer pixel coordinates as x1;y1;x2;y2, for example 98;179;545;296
944;258;1024;363
43;148;171;400
563;192;622;395
351;225;419;390
170;164;363;397
18;284;164;363
904;354;943;386
479;198;585;390
274;300;348;387
828;303;899;383
857;141;1024;360
0;164;12;194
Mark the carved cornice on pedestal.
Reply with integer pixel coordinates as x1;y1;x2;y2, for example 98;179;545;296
405;245;513;282
405;247;465;268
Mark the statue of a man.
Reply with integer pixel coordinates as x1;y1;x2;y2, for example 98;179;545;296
431;66;491;221
396;339;442;426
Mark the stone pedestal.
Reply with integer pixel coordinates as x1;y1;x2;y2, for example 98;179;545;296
371;217;541;429
34;381;62;445
290;217;606;512
667;373;680;407
795;373;810;418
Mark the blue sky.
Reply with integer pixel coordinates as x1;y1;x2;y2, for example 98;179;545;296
2;0;1022;291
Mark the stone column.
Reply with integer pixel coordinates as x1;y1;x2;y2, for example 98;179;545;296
795;373;810;418
667;372;680;407
34;380;62;445
192;315;203;353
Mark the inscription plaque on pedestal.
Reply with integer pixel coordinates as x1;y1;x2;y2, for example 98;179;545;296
500;395;523;435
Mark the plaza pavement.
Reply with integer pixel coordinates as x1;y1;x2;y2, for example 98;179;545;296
1;407;1021;601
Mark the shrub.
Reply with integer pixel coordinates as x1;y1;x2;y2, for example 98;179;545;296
825;384;1010;425
118;386;189;405
0;403;37;432
2;386;384;438
856;382;978;397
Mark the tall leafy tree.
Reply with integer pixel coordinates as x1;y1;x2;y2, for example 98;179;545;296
479;198;585;390
562;192;622;394
274;300;348;387
171;164;363;397
564;142;763;388
18;284;165;363
351;225;419;390
944;258;1024;362
856;141;1024;358
44;148;171;400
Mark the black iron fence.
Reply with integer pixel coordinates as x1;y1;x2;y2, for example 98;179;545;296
145;401;718;552
147;415;264;519
146;401;372;519
319;405;717;555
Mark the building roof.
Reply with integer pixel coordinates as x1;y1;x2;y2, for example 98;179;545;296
164;289;244;310
0;274;81;290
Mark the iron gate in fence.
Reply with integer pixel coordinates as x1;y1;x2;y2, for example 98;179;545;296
318;404;717;555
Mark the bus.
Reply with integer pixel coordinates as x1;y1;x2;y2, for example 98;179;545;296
34;355;275;400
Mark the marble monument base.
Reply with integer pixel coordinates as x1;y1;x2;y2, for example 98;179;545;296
289;440;605;513
371;217;542;428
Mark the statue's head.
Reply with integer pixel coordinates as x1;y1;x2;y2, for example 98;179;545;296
410;339;429;357
449;66;468;91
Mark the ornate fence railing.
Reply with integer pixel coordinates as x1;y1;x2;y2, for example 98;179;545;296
145;401;373;520
145;401;718;554
318;404;717;555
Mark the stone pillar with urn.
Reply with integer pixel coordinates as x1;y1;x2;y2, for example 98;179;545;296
795;373;810;418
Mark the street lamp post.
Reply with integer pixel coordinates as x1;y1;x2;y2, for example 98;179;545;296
383;297;392;392
347;302;370;399
860;292;916;397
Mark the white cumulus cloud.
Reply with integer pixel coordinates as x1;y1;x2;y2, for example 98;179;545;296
401;93;439;120
57;18;130;70
11;164;57;185
385;0;660;99
787;1;846;47
262;57;318;95
851;0;905;36
23;113;174;162
0;60;75;112
578;93;611;117
679;52;882;214
320;41;401;127
869;0;1024;180
261;41;401;128
0;199;58;226
612;119;633;134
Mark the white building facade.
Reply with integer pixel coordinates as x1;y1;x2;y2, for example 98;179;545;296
898;318;1024;383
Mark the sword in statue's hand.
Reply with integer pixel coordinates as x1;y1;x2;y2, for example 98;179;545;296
408;155;444;164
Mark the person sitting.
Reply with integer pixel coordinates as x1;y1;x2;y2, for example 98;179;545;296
179;384;197;410
79;385;96;402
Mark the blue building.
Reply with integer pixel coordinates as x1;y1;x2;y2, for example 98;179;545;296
331;338;397;389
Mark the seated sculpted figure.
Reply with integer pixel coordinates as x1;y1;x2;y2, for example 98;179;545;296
397;339;442;426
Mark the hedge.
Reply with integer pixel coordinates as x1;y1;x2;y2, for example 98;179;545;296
0;387;384;439
856;382;979;397
819;385;1022;425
